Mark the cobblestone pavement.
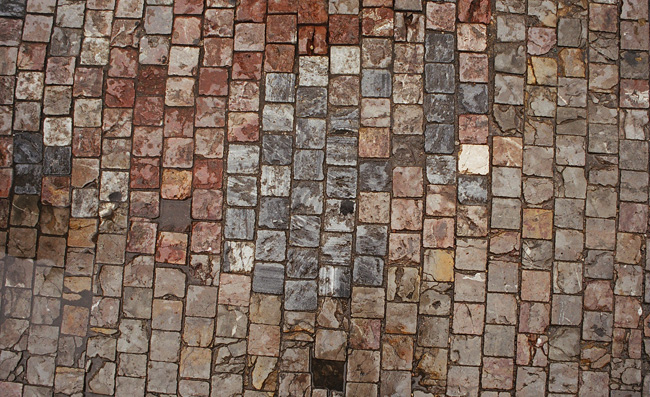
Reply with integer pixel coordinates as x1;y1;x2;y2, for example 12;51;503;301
0;0;649;395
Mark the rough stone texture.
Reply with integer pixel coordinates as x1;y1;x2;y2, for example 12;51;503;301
0;3;646;396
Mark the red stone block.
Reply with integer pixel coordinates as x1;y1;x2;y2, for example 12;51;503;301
105;78;136;107
0;18;23;46
130;191;160;218
195;128;224;159
111;19;141;48
192;189;223;220
72;127;101;157
426;2;456;31
620;79;650;109
191;222;222;254
109;48;139;78
458;0;491;24
174;0;204;15
133;126;163;157
615;296;642;328
17;43;47;71
136;65;167;96
161;169;193;200
589;3;618;33
228;81;259;111
298;0;327;24
73;67;103;97
204;9;234;37
164;107;195;137
269;0;298;13
203;38;233;67
22;15;53;43
0;137;12;167
393;167;424;197
195;97;226;127
264;44;295;72
267;14;298;43
41;176;70;207
359;127;390;158
163;137;194;168
522;208;553;240
0;169;11;198
391;199;423;231
459;114;489;144
518;302;550;334
156;231;188;264
362;8;394;37
130;157;161;189
46;57;75;85
350;318;381;349
134;96;164;126
231;52;263;80
199;68;229;96
193;158;223;189
329;14;360;44
236;0;267;22
298;26;327;55
227;112;259;142
126;221;157;254
0;77;13;105
619;202;648;233
423;218;455;248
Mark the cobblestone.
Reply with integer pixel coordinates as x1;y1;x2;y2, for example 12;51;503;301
0;0;648;396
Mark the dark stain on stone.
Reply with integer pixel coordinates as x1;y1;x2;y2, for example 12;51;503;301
312;358;345;391
340;200;355;215
157;199;192;232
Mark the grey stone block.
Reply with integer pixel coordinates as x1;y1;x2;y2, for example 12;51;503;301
255;230;286;262
290;215;321;247
321;232;352;265
252;262;284;295
291;181;324;215
353;256;384;286
285;280;318;310
458;84;488;114
294;150;325;180
326;136;357;166
296;118;326;149
458;175;488;205
425;63;455;94
43;146;71;175
259;197;289;229
296;87;327;117
227;144;260;174
425;124;455;154
262;134;292;165
318;266;351;298
425;32;455;63
287;248;319;279
426;155;456;185
356;225;388;256
329;107;359;133
265;73;296;102
326;167;357;199
424;94;455;123
361;69;392;98
226;175;258;207
359;161;390;191
224;208;256;240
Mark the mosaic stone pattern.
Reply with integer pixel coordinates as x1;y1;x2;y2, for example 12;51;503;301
0;0;649;395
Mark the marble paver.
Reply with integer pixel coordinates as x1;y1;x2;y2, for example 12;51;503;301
0;0;649;395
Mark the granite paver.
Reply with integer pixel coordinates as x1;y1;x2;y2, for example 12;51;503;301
0;0;649;395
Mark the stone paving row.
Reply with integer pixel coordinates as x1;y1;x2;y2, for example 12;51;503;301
0;0;648;395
